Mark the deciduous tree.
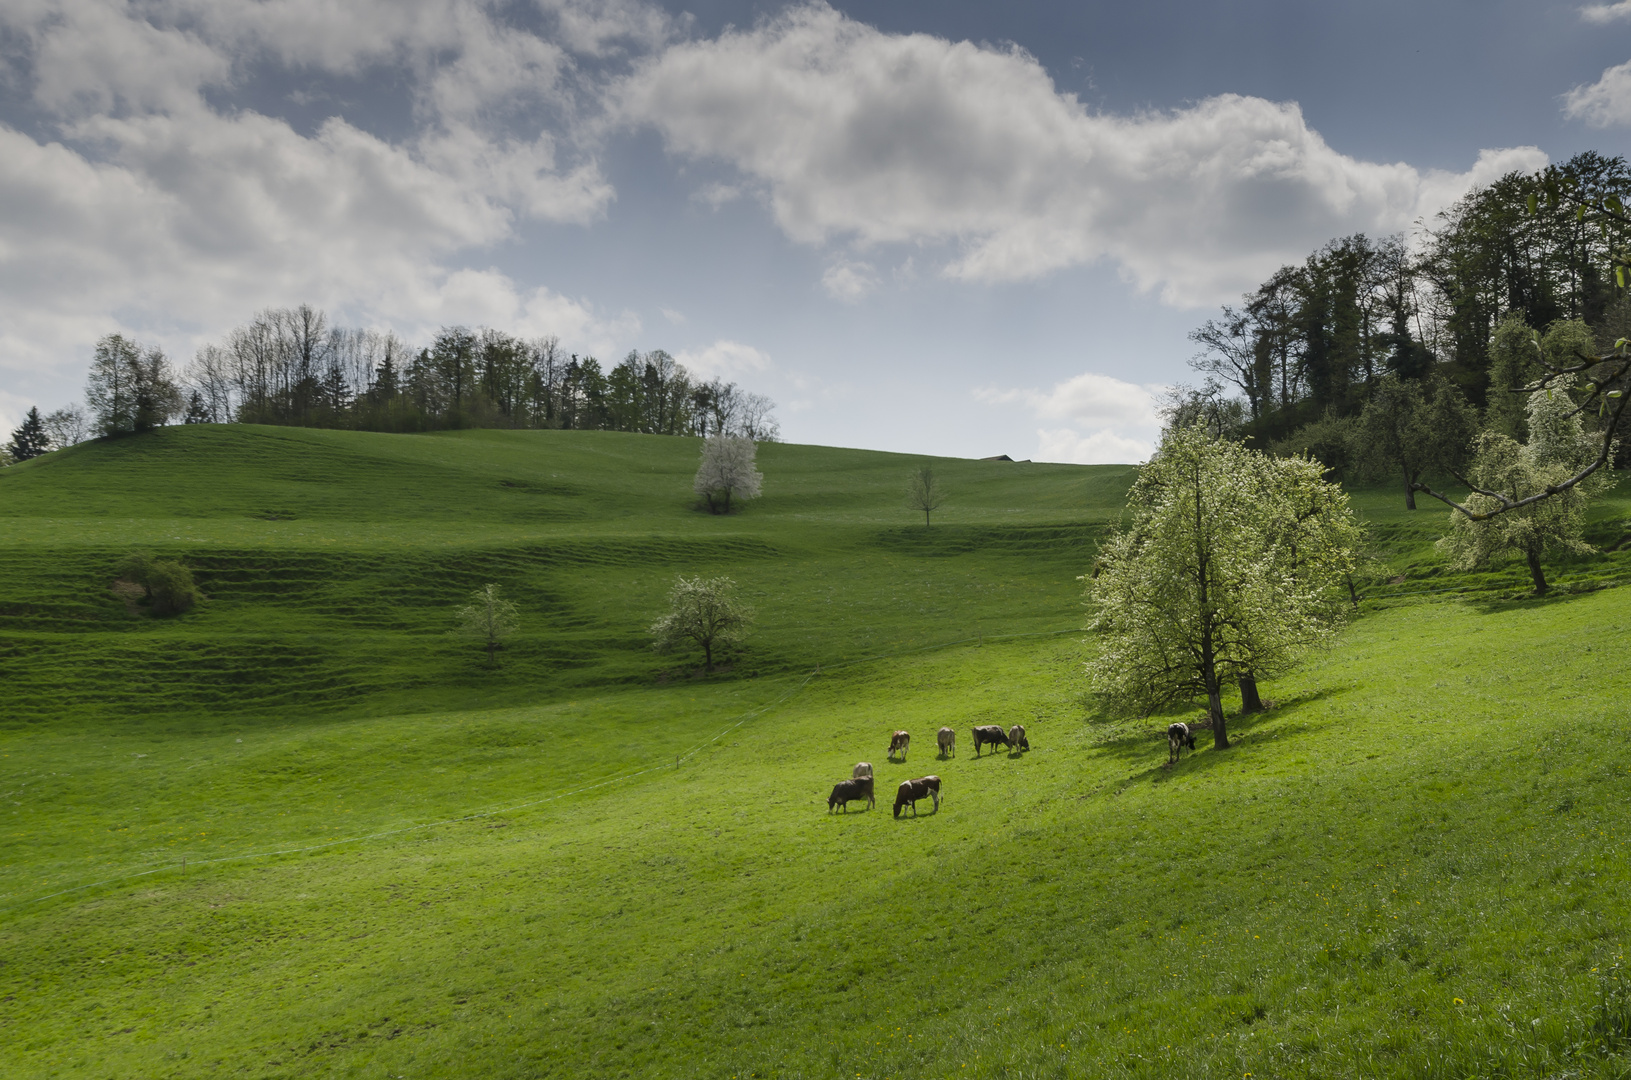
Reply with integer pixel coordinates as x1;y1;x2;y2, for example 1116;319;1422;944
694;436;763;513
1086;426;1357;746
650;575;753;672
43;406;90;448
1352;374;1476;508
86;334;181;435
906;464;945;526
454;583;519;664
1438;377;1617;593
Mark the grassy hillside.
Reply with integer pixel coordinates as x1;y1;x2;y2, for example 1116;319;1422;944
4;426;1631;1078
0;426;1130;726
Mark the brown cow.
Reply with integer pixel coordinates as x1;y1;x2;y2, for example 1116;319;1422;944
937;727;956;758
893;775;941;818
887;730;910;761
1008;724;1029;752
972;724;1010;756
829;776;875;812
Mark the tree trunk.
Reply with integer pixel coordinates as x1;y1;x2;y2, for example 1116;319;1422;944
1208;687;1229;749
924;509;931;527
702;639;713;672
1239;672;1264;713
1526;547;1548;595
1404;467;1418;510
1345;574;1359;609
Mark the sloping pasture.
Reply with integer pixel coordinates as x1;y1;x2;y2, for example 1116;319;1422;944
2;426;1631;1078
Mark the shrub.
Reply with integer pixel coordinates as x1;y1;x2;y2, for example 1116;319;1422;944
115;553;202;616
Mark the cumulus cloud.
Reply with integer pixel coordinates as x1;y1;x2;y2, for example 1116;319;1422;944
619;2;1545;306
1036;427;1152;466
0;0;632;404
976;372;1164;464
1564;59;1631;127
1581;2;1631;24
675;339;773;379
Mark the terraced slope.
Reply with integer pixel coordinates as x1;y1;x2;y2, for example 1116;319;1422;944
0;426;1128;726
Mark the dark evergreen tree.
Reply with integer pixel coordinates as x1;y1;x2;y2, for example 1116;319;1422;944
182;391;211;424
7;407;51;460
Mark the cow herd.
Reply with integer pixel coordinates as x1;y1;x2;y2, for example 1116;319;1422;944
827;723;1030;819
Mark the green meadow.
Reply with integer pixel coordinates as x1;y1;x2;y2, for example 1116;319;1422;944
4;424;1631;1078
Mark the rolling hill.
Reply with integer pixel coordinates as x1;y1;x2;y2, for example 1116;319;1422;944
3;425;1631;1078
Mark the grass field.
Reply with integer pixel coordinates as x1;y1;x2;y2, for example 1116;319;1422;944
4;425;1631;1078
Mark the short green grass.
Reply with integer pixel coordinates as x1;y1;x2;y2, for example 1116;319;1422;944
4;426;1631;1078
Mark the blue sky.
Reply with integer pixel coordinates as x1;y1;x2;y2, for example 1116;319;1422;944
2;0;1628;460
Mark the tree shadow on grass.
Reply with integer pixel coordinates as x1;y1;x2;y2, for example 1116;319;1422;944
1085;686;1346;786
1469;581;1617;616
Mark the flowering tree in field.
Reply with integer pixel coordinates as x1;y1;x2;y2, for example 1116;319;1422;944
693;435;763;513
1085;425;1358;747
1438;377;1617;594
650;575;753;672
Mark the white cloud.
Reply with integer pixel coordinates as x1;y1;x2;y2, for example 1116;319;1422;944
820;259;880;302
977;371;1164;464
619;2;1546;306
675;339;773;379
1564;59;1631;127
1035;427;1152;466
1581;2;1631;24
0;0;632;404
400;269;639;351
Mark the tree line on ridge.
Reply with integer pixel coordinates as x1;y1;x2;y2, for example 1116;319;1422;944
4;305;778;463
1181;150;1631;489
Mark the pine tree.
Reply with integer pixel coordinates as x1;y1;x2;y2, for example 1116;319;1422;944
6;407;51;461
182;391;212;424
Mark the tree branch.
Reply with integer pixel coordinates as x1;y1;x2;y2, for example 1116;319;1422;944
1412;354;1629;520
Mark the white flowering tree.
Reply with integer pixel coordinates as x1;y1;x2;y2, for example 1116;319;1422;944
1085;425;1358;747
650;575;754;672
693;435;763;514
1438;377;1618;594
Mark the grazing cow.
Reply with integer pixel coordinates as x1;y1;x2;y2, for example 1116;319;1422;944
937;727;956;758
1008;724;1029;752
888;730;911;761
893;775;942;818
971;724;1011;756
852;762;874;780
828;776;875;812
1167;722;1197;766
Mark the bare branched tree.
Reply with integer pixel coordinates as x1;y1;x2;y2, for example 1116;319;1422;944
906;464;945;526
